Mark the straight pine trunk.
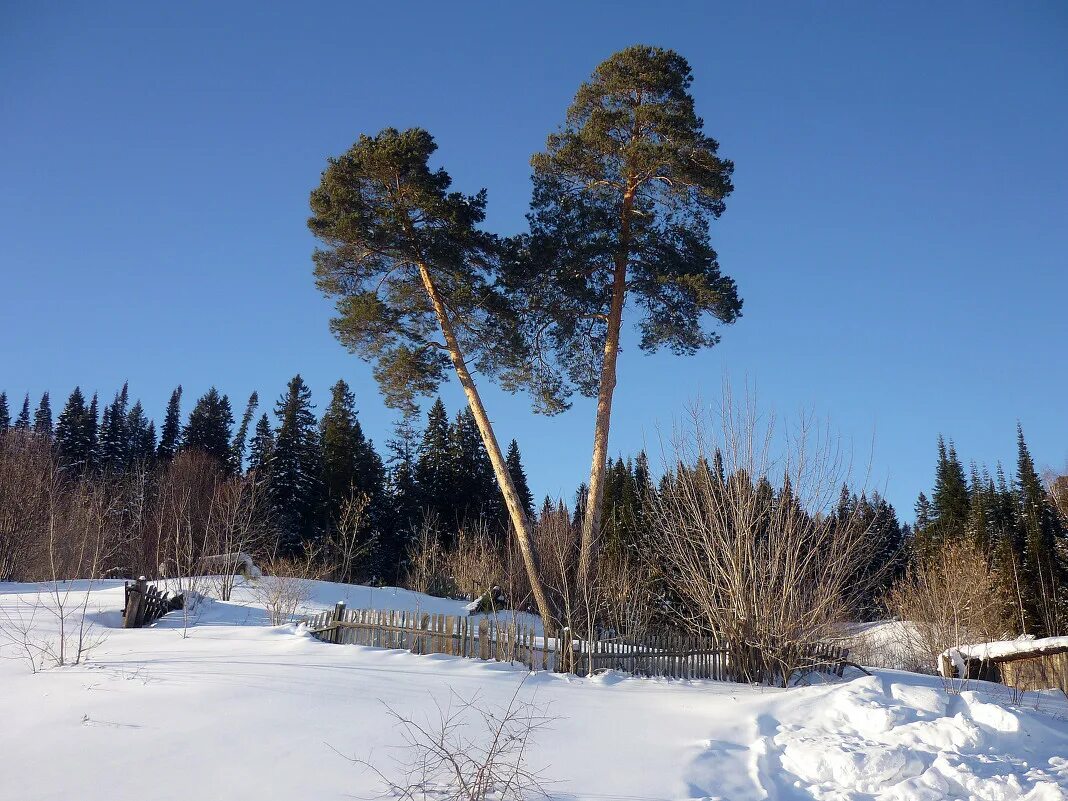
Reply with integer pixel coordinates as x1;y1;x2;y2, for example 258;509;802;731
578;184;636;593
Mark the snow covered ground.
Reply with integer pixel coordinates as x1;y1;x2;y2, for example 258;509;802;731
1;579;1066;800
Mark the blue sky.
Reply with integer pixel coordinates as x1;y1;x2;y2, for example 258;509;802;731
2;2;1066;516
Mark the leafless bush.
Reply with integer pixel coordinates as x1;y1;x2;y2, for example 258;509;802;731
0;590;107;674
153;451;224;595
445;521;506;601
249;550;323;625
0;593;51;673
529;506;578;633
352;679;552;801
886;538;1014;676
205;474;271;600
646;389;879;685
0;458;118;671
596;545;658;644
325;489;375;584
0;432;53;581
405;513;454;598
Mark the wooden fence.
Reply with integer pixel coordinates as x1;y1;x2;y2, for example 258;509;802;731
123;577;183;628
304;605;551;671
303;604;850;683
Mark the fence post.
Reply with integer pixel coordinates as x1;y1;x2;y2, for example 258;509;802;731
123;577;147;628
332;601;346;644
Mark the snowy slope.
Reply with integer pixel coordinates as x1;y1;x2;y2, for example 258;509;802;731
1;580;1066;801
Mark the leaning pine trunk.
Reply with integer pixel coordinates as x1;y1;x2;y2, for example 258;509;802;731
416;262;556;636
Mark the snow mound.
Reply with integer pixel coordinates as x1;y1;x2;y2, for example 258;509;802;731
768;675;1068;800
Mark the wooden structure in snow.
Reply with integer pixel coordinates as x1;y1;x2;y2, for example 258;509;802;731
303;604;852;684
940;636;1068;696
123;577;184;628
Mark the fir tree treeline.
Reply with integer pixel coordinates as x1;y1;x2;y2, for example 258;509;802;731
0;379;534;584
912;427;1067;636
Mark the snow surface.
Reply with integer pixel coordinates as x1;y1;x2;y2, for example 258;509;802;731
1;579;1066;800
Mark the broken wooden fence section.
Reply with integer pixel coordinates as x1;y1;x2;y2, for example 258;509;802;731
123;577;183;628
303;604;849;683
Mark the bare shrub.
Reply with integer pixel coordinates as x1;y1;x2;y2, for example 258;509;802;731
249;551;323;625
204;474;271;600
0;593;50;673
326;489;374;584
152;451;225;597
0;460;119;670
646;389;878;686
445;521;506;601
886;538;1013;676
0;432;53;581
352;679;552;801
405;513;453;598
596;545;658;644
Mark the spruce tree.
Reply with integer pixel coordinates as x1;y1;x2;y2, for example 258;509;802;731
247;413;275;482
989;463;1028;631
231;391;259;472
1015;424;1063;634
860;493;906;611
321;379;390;577
269;375;325;553
505;439;535;521
99;383;130;470
33;392;53;439
0;392;8;433
914;493;932;532
966;464;993;553
931;436;969;545
55;387;94;472
601;457;641;555
182;387;235;470
415;398;456;535
515;45;742;589
450;408;499;529
14;394;30;430
86;393;99;468
633;450;655;532
157;386;183;462
126;400;156;464
321;380;367;517
385;417;421;548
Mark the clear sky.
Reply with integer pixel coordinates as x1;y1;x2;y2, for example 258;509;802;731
2;2;1066;517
